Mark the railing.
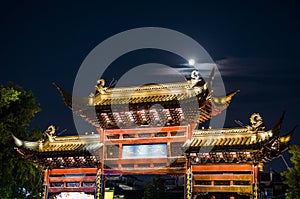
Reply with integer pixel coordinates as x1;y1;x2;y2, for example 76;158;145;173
191;164;254;195
47;168;98;193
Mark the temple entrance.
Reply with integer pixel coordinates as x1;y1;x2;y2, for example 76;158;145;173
12;73;294;199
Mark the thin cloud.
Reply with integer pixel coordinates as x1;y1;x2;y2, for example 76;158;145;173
151;63;216;79
216;57;300;78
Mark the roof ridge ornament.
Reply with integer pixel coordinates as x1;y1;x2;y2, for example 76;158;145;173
95;79;107;94
44;125;57;143
250;113;264;130
88;93;95;106
12;125;58;152
188;70;201;88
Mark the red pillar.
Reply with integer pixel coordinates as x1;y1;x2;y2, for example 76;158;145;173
44;168;49;185
42;168;49;199
252;165;259;199
97;128;105;199
97;128;105;172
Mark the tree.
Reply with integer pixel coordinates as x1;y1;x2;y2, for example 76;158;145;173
0;83;43;198
281;145;300;199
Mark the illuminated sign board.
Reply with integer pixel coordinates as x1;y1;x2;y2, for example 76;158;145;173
122;144;167;158
53;192;94;199
104;190;114;199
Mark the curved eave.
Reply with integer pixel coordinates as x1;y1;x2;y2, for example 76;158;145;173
12;133;39;151
279;126;297;152
53;83;72;109
271;112;285;137
211;90;240;107
198;90;239;122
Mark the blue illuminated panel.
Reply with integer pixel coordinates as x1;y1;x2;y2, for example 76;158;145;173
122;144;167;159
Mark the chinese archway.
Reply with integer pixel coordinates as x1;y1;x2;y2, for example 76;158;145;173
12;70;294;199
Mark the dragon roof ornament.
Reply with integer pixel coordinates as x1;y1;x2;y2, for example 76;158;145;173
12;125;58;151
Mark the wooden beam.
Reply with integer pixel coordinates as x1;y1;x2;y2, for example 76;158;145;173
104;167;186;175
48;187;95;193
49;176;96;182
50;168;98;175
103;126;190;134
193;185;252;194
106;137;187;145
192;164;252;172
193;174;253;181
104;156;185;165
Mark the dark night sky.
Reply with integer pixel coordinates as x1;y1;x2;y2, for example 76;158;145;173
1;1;300;172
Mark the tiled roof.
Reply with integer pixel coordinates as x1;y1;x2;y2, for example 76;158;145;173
40;134;103;152
54;72;239;129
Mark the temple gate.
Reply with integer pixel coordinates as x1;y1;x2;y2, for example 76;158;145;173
12;70;294;199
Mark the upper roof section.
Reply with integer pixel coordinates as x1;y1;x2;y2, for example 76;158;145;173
55;69;239;129
91;76;206;106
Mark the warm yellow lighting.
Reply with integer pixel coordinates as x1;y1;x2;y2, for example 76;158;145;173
280;136;291;143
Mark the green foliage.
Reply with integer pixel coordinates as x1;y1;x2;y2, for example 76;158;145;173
0;87;21;108
282;145;300;199
0;83;43;198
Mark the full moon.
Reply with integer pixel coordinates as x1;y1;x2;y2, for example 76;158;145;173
188;59;195;66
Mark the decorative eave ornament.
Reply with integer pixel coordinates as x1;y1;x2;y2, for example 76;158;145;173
250;113;264;130
12;125;58;152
